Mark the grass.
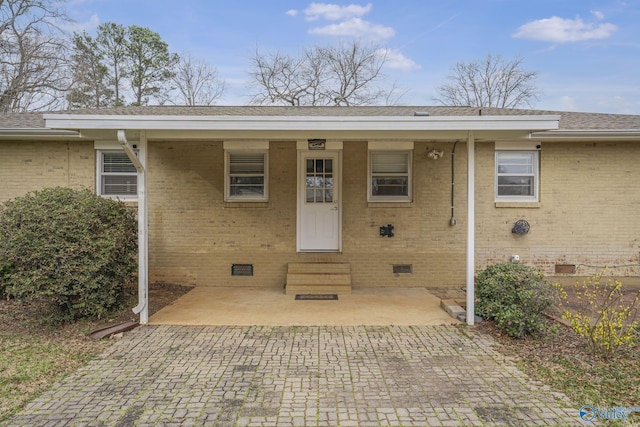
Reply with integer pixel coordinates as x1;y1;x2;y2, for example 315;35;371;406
0;283;189;422
0;295;128;422
0;333;107;421
480;317;640;425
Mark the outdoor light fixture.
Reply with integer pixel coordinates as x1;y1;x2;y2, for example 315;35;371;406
427;149;444;160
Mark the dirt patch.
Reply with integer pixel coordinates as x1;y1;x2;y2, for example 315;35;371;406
0;282;193;341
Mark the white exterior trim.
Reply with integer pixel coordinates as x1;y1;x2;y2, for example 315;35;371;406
224;149;269;202
117;130;148;324
44;114;561;132
494;150;540;203
466;131;475;326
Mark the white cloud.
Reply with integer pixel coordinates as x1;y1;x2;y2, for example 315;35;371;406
513;15;617;42
286;9;299;17
378;48;420;71
591;10;605;20
304;2;372;21
309;17;394;40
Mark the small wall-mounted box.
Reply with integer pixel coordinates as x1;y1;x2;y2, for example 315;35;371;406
379;224;394;237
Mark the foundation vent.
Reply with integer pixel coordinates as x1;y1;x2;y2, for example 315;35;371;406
393;264;413;275
555;264;576;274
232;264;254;276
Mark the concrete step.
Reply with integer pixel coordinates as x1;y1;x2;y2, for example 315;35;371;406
285;262;352;295
286;273;351;286
287;262;351;275
286;284;352;295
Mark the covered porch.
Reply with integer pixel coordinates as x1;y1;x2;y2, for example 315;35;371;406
148;286;461;326
42;107;561;326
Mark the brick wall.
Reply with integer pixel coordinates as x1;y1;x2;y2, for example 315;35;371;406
147;140;469;288
475;140;640;277
3;137;639;289
0;140;94;201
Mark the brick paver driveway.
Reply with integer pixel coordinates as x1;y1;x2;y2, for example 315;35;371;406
6;325;581;426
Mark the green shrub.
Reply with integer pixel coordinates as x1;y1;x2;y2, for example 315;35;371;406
476;262;554;338
0;187;137;321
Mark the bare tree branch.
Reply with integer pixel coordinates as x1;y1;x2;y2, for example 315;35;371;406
434;54;540;109
170;53;226;106
0;0;70;112
249;40;399;106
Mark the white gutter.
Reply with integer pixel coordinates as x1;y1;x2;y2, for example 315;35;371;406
531;129;640;140
466;131;475;326
0;129;80;140
117;129;148;324
44;114;561;132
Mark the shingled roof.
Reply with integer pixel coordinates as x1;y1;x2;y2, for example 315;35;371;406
2;106;640;131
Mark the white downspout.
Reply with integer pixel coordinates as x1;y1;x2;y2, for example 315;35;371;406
466;131;475;325
117;129;148;324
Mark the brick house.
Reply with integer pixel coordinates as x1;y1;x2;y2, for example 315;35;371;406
1;106;640;324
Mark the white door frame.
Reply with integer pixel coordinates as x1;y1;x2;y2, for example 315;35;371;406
296;141;342;252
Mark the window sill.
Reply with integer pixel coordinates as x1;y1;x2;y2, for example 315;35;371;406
495;201;541;209
101;195;138;201
368;202;413;208
224;202;269;208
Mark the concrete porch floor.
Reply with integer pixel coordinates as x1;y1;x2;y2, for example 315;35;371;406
149;287;459;326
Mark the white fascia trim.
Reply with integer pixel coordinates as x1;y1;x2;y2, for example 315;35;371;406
0;129;80;138
43;114;561;132
531;129;640;140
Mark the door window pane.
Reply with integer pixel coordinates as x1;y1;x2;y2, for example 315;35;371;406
306;158;334;203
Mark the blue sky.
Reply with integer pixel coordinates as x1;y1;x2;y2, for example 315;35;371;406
65;0;640;114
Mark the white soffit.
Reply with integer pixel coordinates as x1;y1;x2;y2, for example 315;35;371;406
44;114;561;132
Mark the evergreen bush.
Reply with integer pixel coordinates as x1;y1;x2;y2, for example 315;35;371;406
476;262;554;338
0;187;137;321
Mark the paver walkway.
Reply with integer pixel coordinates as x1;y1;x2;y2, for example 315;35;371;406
6;325;582;427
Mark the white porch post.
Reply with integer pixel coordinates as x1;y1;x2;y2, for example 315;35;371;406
118;130;148;324
137;132;148;324
466;131;475;325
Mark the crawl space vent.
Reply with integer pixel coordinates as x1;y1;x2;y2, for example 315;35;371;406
231;264;253;276
393;264;413;274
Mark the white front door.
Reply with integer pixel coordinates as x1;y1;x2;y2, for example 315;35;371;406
298;151;341;252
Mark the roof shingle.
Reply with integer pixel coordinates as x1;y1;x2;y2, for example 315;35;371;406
2;106;640;131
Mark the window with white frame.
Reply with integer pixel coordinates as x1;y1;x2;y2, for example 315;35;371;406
225;151;268;201
98;150;137;198
495;150;539;201
368;151;412;201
